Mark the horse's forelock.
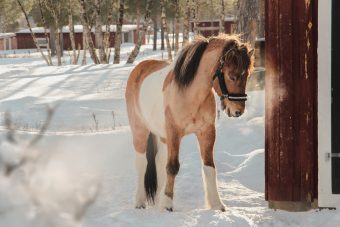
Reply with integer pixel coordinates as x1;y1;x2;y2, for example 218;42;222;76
224;41;252;75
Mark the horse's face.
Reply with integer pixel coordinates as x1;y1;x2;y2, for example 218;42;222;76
221;66;248;117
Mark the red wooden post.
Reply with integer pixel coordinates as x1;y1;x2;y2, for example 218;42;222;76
265;0;318;211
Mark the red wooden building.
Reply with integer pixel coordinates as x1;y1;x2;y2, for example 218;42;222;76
15;25;144;50
0;33;17;50
190;17;234;37
265;0;339;210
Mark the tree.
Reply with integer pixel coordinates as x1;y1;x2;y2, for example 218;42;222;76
68;0;78;64
113;0;125;64
126;0;153;64
235;0;260;46
94;0;108;63
103;0;115;61
174;0;180;55
42;0;66;66
191;0;199;35
219;0;225;33
16;0;52;66
79;0;100;64
37;0;53;65
0;0;28;32
182;0;190;47
160;0;172;61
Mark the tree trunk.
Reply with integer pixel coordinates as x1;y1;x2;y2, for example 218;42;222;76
94;0;107;63
152;18;157;51
258;0;265;38
50;25;56;56
183;0;190;47
55;24;62;65
80;0;99;64
68;0;77;64
161;23;165;50
38;0;53;65
82;25;87;65
16;0;51;66
104;0;115;61
219;0;225;33
192;0;198;35
126;0;153;64
235;0;259;46
114;0;124;64
160;0;172;61
174;0;180;55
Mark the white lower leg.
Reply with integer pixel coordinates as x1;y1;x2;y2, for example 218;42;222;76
202;165;225;210
155;139;167;204
135;152;147;208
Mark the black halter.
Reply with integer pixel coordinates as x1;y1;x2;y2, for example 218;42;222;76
212;54;248;102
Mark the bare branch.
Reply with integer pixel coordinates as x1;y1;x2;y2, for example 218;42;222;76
28;106;55;147
4;112;16;144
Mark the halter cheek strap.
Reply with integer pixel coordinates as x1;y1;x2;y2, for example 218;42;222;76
212;56;248;102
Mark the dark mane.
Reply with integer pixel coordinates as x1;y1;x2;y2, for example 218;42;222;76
174;36;209;88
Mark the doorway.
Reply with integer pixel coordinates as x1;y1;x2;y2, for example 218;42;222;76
332;0;340;194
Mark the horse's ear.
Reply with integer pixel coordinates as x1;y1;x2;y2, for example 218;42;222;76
248;49;255;57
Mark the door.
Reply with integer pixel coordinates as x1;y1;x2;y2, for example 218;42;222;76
318;0;340;207
332;0;340;194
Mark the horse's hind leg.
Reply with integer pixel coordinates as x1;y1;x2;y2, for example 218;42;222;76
196;124;225;211
132;126;149;209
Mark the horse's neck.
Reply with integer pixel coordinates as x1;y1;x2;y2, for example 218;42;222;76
185;48;222;105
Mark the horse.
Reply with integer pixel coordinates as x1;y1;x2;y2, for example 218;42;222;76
125;34;254;212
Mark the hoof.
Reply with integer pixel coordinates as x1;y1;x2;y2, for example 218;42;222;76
165;207;173;212
135;204;146;209
220;206;226;212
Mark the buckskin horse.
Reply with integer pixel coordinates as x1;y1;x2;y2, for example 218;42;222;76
125;34;254;211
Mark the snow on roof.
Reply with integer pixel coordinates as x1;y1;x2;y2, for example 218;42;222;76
0;33;15;38
16;25;138;34
194;17;235;23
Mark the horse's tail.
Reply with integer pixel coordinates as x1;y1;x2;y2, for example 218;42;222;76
145;132;158;204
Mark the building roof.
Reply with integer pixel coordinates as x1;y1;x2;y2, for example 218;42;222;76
0;33;15;38
16;25;138;34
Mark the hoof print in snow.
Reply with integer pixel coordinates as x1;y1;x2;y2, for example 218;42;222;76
165;207;173;212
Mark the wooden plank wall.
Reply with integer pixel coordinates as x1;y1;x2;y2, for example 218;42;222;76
265;0;318;210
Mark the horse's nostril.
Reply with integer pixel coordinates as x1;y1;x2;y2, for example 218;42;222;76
235;111;242;117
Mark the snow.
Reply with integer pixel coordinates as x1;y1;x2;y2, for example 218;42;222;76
0;33;15;38
16;24;138;34
0;43;340;227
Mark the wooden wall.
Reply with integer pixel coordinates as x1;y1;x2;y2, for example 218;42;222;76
265;0;318;211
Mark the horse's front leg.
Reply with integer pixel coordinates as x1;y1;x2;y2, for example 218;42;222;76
196;124;225;211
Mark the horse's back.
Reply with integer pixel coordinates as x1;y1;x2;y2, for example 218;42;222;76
126;60;168;102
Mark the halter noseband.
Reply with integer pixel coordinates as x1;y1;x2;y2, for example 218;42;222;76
212;51;248;102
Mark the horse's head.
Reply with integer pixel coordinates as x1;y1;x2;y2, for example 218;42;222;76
212;39;254;118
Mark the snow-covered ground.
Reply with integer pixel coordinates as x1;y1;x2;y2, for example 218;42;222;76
0;43;340;227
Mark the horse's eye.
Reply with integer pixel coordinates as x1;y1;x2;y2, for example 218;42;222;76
229;75;237;81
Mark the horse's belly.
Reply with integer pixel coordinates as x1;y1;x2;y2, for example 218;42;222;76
139;66;169;138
